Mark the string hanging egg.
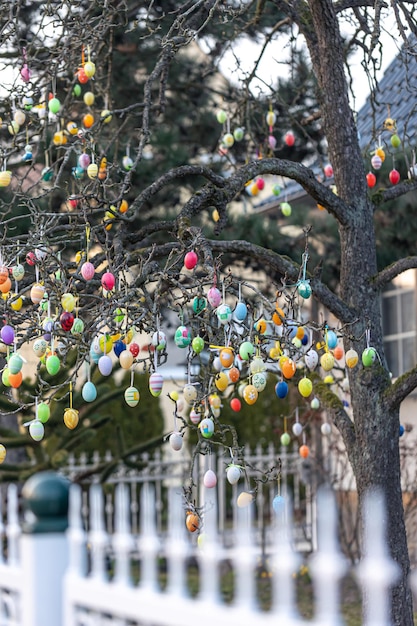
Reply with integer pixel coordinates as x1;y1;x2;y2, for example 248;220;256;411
149;372;164;397
124;386;140;407
82;381;97;403
64;408;79;430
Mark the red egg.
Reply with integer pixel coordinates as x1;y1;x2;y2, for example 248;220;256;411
389;169;400;185
129;342;140;357
366;172;376;188
230;398;241;412
324;164;333;178
101;271;115;291
256;177;265;190
68;196;78;209
77;67;89;84
184;251;198;270
26;251;36;266
60;311;75;331
284;131;295;146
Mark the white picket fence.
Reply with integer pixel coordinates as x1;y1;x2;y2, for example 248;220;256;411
0;472;414;625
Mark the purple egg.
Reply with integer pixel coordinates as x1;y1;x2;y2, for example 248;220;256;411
1;325;15;345
98;355;112;376
78;153;91;169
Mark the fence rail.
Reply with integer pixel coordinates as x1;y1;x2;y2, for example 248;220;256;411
0;471;413;625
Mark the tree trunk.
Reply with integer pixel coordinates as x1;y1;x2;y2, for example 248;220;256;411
299;1;414;622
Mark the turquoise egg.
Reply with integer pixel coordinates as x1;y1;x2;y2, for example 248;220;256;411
234;301;247;321
82;381;97;403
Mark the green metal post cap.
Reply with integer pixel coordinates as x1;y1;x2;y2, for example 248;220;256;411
22;471;70;533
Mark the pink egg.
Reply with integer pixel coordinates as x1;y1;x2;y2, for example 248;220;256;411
81;261;95;280
78;153;91;169
101;272;115;291
207;286;221;307
203;469;217;488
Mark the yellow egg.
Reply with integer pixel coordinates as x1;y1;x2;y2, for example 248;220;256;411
0;444;6;463
320;352;335;372
243;384;258;405
10;294;23;311
212;209;219;222
83;91;95;106
99;334;113;354
215;372;228;392
63;408;79;430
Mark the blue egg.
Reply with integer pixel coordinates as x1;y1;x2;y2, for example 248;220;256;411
399;424;405;437
287;322;298;339
326;330;338;349
301;334;309;345
113;339;126;358
275;381;288;399
82;381;97;403
272;495;285;514
234;301;247;321
89;344;102;364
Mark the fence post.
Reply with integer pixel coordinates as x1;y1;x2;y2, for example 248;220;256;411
20;471;70;626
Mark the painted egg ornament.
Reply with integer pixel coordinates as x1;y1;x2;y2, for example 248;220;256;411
71;318;84;335
284;131;295;146
272;306;285;326
186;513;199;533
233;127;244;141
83;91;95;106
345;349;359;368
298;377;313;398
0;444;6;464
326;330;338;349
230;397;241;412
122;155;133;170
281;202;292;216
215;372;229;392
1;325;15;345
252;372;267;392
184;251;198;270
207;286;221;308
320;352;335;371
37;403;50;424
299;444;310;459
82;381;97;403
321;422;332;436
239;341;254;361
366;172;376;188
390;134;401;148
46;354;60;376
29;420;44;441
84;61;96;78
169;432;183;451
8;353;24;375
8;371;22;389
119;350;134;369
10;295;23;312
222;133;234;148
64;408;79;430
280;432;291;446
101;272;115;291
213;356;222;371
80;260;95;281
217;303;232;325
1;369;10;387
174;325;192;348
200;417;214;439
192;336;205;354
101;109;112;123
298;280;312;299
12;264;24;281
30;283;45;305
227;465;241;485
324;164;333;178
183;384;197;404
275;381;288;399
189;409;201;425
129;342;140;358
228;367;240;383
0;277;11;295
192;296;207;315
292;422;303;437
233;301;248;321
0;266;9;285
362;347;377;367
149;372;164;397
203;469;217;488
87;163;98;179
268;135;277;149
266;110;276;126
48;97;61;114
389;169;400;185
281;358;296;379
60;311;75;331
311;397;320;410
152;330;167;351
236;491;254;508
113;340;126;358
333;345;344;360
98;355;113;376
33;338;47;358
219;348;234;368
78;153;91;169
243;384;258;405
371;155;382;170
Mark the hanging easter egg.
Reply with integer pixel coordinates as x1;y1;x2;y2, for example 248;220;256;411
345;349;359;368
217;303;232;325
99;334;113;354
122;155;133;170
8;353;23;375
124;386;140;407
64;408;79;430
292;422;303;437
389;169;400;185
362;347;377;367
233;301;247;321
230;397;241;412
366;172;376;188
185;512;199;533
7;121;19;136
71;318;84;336
390;134;401;148
192;336;204;354
189;409;201;425
209;394;221;409
30;283;45;305
184;251;198;270
101;110;112;123
298;377;313;398
280;432;291;446
37;403;50;424
33;338;47;358
174;325;191;348
200;417;214;439
311;397;320;410
61;292;76;312
149;372;164;397
112;340;126;358
272;494;285;514
233;127;244;141
48;97;61;114
90;344;102;366
0;444;6;464
14;110;26;126
203;469;217;488
207;286;221;308
169;432;183;451
8;370;22;389
12;264;24;281
215;372;229;392
1;368;10;387
0;277;11;295
98;355;112;376
1;324;15;345
152;330;167;351
298;280;312;299
46;354;60;376
60;311;74;332
275;381;288;399
272;306;285;326
333;345;344;360
222;133;234;148
324;164;333;178
281;358;296;379
268;135;277;149
29;420;44;441
78;153;91;169
371;155;382;170
228;367;240;383
239;341;254;361
53;131;67;146
226;464;241;485
183;384;197;404
213;356;222;371
101;271;115;291
266;110;276;126
236;492;254;508
129;342;140;358
84;61;96;78
192;296;207;315
0;266;8;285
243;384;258;405
321;423;332;436
326;330;338;349
10;294;23;312
252;372;267;392
320;352;335;371
299;444;310;459
87;163;98;179
82;381;97;403
83;91;95;106
77;67;88;84
119;350;134;369
219;348;234;368
281;202;292;216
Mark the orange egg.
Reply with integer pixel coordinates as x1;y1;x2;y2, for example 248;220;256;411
281;358;296;379
273;306;285;325
299;444;310;459
186;512;199;533
219;348;234;368
119;199;128;214
0;266;9;285
83;113;94;128
228;367;240;383
0;277;12;294
8;371;22;388
255;318;267;334
333;345;344;360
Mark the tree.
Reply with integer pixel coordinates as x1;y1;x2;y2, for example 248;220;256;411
1;1;417;622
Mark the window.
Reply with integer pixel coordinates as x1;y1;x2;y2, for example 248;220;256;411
382;286;417;378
